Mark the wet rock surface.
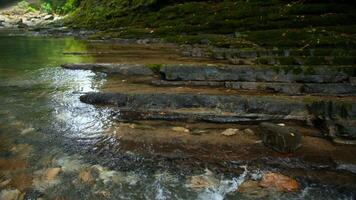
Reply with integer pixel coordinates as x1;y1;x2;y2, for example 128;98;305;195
1;30;356;199
0;9;59;29
260;123;302;153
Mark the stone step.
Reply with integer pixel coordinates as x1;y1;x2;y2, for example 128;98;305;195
79;92;356;139
160;64;355;83
62;63;356;83
253;56;356;66
182;46;356;60
152;80;356;96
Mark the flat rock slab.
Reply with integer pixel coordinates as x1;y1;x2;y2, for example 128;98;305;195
80;92;356;138
80;92;310;121
160;64;354;83
62;63;355;84
152;80;356;95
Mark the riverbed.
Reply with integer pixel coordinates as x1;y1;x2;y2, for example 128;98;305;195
0;31;355;200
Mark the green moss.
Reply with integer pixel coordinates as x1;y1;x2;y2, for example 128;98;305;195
146;64;163;74
65;0;356;50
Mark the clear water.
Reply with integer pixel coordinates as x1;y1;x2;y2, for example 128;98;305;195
0;32;355;200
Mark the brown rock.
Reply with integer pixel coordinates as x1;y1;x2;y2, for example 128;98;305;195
78;169;94;184
259;172;299;192
44;168;62;180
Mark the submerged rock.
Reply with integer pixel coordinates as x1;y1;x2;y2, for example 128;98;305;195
0;179;11;187
221;128;240;136
0;189;21;200
44;168;62;180
172;127;190;133
332;138;356;146
186;169;218;191
78;168;96;185
32;168;62;191
259;172;299;192
237;180;269;199
260;123;302;153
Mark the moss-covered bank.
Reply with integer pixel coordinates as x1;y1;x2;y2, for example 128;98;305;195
66;0;356;49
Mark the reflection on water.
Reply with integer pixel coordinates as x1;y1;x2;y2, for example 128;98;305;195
0;32;355;199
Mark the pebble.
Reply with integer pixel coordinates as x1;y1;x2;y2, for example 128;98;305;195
221;128;240;136
172;127;190;133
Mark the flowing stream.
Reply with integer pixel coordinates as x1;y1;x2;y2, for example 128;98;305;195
0;31;355;200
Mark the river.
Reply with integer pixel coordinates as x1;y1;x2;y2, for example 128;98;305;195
0;31;355;200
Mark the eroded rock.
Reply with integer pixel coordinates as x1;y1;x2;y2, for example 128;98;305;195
260;123;302;153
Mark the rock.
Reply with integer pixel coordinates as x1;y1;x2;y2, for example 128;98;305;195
221;128;240;136
260;122;302;153
237;180;269;198
78;169;95;184
119;123;137;129
186;169;218;191
0;15;6;22
316;118;356;139
44;168;62;180
33;168;62;191
43;14;54;20
0;189;21;200
79;92;310;122
17;21;28;28
172;127;190;133
259;172;299;192
333;138;356;145
20;127;35;135
0;179;11;187
160;64;351;83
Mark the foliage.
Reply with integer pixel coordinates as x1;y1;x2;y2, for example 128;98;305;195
40;2;53;13
17;0;37;12
39;0;81;14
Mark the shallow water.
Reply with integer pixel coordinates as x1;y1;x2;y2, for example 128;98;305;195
0;32;355;200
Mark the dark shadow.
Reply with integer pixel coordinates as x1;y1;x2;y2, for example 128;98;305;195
0;0;20;9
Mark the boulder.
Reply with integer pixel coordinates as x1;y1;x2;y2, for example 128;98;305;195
259;123;302;153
